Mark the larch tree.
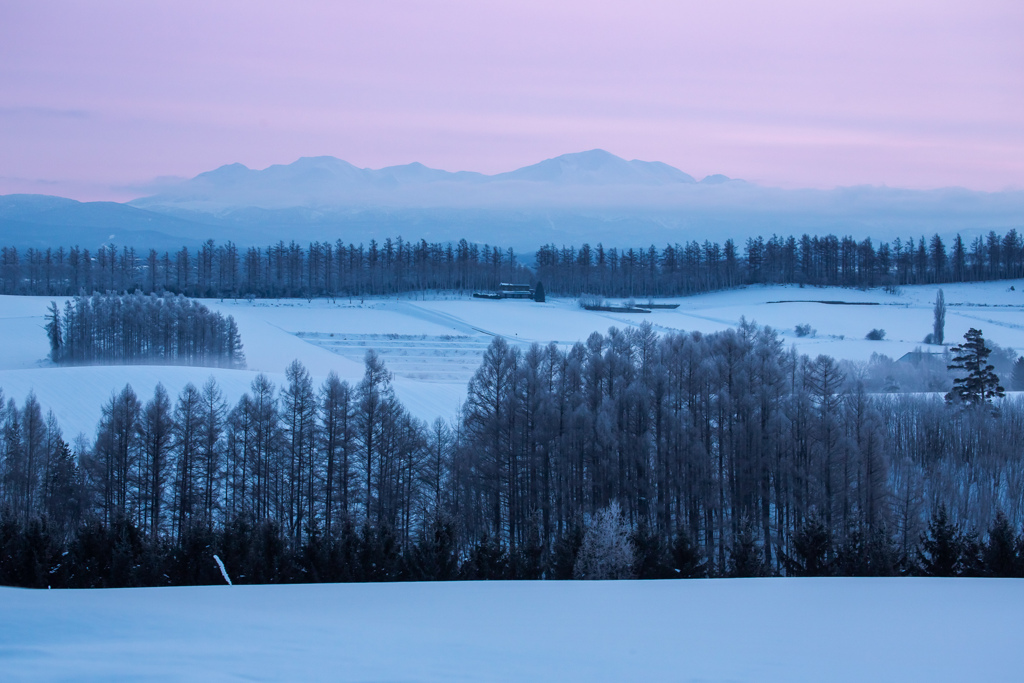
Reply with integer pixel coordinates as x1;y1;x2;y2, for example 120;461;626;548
319;371;354;535
138;383;173;537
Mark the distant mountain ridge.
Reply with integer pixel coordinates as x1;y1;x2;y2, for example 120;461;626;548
2;150;1022;254
127;150;732;212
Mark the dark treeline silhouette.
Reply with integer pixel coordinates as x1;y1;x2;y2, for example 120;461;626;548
0;238;531;298
2;229;1023;300
44;292;245;368
3;323;1024;587
536;229;1024;297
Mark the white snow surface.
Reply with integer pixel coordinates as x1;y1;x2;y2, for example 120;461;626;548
1;578;1021;682
2;280;1023;438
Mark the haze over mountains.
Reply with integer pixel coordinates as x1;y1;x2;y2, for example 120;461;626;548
2;150;1022;255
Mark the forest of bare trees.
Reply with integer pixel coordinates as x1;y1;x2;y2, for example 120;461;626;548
3;323;1024;587
45;292;245;368
2;228;1023;299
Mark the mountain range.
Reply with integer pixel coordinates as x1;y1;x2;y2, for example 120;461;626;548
2;150;1022;255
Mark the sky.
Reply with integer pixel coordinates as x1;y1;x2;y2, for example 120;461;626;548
1;0;1022;200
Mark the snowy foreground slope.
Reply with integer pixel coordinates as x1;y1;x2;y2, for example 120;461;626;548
1;578;1021;682
1;279;1022;438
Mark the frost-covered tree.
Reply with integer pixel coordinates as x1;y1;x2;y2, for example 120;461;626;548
574;501;635;579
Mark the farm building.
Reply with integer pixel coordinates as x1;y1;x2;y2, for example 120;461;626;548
473;283;535;300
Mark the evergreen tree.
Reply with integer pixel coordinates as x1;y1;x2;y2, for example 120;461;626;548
932;288;945;345
42;436;81;537
461;532;509;580
44;301;61;362
783;516;832;576
533;281;545;303
407;514;459;580
669;528;707;578
834;525;902;577
982;511;1020;577
917;504;965;576
729;522;768;577
630;523;668;579
1011;356;1024;391
945;328;1005;406
551;523;584;580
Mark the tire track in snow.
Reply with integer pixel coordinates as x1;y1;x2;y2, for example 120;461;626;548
950;310;1024;332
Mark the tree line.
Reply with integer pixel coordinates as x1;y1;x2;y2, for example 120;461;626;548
536;229;1024;296
0;238;531;299
2;228;1023;300
44;292;245;368
3;324;1024;587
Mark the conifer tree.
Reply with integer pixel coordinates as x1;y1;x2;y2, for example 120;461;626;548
945;328;1005;406
1011;356;1024;391
917;504;965;576
44;301;61;362
982;511;1021;577
533;281;545;303
783;515;832;576
932;288;945;345
669;528;707;578
729;521;768;577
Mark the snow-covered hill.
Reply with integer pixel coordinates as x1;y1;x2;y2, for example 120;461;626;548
2;280;1022;440
1;578;1019;681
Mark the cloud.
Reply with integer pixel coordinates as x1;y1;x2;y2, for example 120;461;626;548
0;106;91;120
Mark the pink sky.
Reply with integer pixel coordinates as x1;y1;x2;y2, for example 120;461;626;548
1;0;1022;200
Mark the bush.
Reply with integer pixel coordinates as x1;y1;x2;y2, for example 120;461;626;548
866;328;886;341
795;323;815;338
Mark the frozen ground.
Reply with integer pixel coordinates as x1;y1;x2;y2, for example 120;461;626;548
1;578;1021;682
1;279;1022;438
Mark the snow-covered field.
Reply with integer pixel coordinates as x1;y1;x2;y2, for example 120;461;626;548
2;279;1022;439
3;287;1024;681
2;578;1021;682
